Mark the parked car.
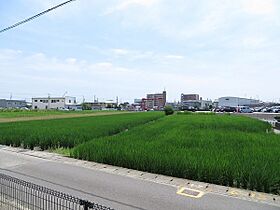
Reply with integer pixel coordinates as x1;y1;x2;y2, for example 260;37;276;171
262;107;273;113
213;107;221;112
253;107;263;112
239;106;253;113
58;107;69;111
222;106;237;112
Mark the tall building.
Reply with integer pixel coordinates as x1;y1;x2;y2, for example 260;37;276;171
142;91;166;110
181;94;199;101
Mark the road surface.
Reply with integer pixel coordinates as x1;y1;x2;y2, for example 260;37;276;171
0;148;279;210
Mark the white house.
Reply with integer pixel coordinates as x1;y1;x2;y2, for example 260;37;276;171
32;96;77;110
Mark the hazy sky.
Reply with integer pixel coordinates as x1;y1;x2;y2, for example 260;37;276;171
0;0;279;103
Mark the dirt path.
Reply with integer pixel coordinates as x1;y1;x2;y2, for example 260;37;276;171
0;111;130;123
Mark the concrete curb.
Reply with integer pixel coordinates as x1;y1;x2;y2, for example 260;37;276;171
1;145;279;207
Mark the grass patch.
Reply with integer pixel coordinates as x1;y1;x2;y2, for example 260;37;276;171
71;114;280;195
48;147;71;157
0;112;164;150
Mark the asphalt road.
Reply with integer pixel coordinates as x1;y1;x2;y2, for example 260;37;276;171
0;149;279;210
236;113;280;121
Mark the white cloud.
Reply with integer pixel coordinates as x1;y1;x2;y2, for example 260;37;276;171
242;36;267;49
0;49;22;60
242;0;276;15
165;55;184;59
110;48;129;56
105;0;159;14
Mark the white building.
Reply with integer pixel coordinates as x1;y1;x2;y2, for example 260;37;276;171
218;97;260;107
32;96;77;110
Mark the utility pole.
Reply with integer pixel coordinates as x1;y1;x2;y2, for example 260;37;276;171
47;93;51;110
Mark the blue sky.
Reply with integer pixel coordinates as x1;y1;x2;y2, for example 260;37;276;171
0;0;279;103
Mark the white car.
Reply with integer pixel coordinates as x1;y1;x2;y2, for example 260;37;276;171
58;107;70;111
239;106;253;113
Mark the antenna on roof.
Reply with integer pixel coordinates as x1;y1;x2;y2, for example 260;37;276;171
10;92;12;100
62;91;68;97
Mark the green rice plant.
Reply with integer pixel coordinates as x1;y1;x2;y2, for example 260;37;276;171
71;114;280;195
0;112;164;150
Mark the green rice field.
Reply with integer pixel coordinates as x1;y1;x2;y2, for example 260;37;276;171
0;112;279;194
0;112;163;149
71;114;280;194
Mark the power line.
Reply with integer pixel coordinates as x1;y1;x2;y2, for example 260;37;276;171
0;0;77;34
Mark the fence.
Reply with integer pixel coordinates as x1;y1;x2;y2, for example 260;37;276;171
0;173;114;210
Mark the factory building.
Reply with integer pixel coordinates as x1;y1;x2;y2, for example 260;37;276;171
218;97;260;107
0;99;27;109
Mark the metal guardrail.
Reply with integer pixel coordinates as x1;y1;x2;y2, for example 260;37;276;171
0;173;114;210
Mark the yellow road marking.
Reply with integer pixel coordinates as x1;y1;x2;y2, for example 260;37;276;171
177;187;204;198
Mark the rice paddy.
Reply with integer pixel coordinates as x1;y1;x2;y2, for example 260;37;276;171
71;114;280;194
0;112;164;150
0;112;279;194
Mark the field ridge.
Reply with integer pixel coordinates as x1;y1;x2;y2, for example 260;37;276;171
0;111;129;123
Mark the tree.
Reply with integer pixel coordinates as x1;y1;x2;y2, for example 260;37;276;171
82;103;92;110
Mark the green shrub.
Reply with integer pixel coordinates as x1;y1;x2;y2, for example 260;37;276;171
164;106;174;115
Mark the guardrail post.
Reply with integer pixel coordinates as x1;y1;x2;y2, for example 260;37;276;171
80;199;90;210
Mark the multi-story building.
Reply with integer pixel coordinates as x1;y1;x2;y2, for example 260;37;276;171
32;96;77;110
181;94;199;101
141;91;166;110
0;99;27;109
181;93;212;110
